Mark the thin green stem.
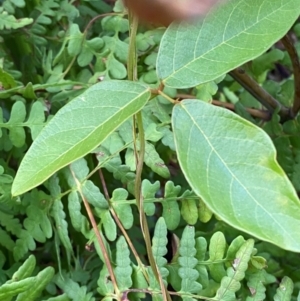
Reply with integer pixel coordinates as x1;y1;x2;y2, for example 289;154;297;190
158;90;178;104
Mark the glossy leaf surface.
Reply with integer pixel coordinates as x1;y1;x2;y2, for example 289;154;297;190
172;99;300;252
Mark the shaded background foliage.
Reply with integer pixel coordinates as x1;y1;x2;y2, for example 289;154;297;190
0;0;300;300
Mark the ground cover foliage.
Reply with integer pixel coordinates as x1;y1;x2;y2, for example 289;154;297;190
0;0;300;300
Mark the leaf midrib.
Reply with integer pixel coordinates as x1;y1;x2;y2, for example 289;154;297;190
164;0;291;82
13;89;149;194
180;102;297;245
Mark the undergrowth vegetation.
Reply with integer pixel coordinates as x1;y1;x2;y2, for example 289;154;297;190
1;0;300;300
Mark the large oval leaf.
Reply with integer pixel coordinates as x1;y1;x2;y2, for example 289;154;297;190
12;80;150;196
172;99;300;252
157;0;300;88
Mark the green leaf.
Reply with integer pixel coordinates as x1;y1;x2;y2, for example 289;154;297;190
13;230;36;261
23;190;53;243
208;232;227;282
152;217;169;280
195;237;209;289
68;191;90;238
16;267;55;301
162;181;181;230
0;277;35;300
49;177;73;264
97;266;114;296
273;277;294;301
214;239;254;301
7;101;26;147
172;99;300;252
198;198;213;223
100;210;117;242
67;23;84;56
178;226;202;294
131;265;148;299
141;179;158;216
246;270;268;301
10;255;36;282
12;80;150;196
54;272;94;301
115;236;132;290
0;228;15;251
181;198;198;225
144;142;170;178
226;236;246;262
25;101;46;140
82;180;108;210
0;67;17;89
0;10;33;29
111;188;133;230
157;0;300;88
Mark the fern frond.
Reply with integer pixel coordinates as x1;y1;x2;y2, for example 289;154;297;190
111;188;133;230
0;256;54;300
0;8;33;30
0;227;15;251
0;277;35;300
97;265;114;297
10;255;36;282
0;164;14;199
214;239;255;301
130;265;148;300
246;270;268;301
152;217;169;282
208;232;227;282
195;237;209;289
48;176;73;265
225;236;246;263
180;197;198;225
23;190;53;242
162;181;181;230
198;198;213;223
141;179;158;216
68;191;90;238
1;0;24;14
69;159;116;242
0;211;22;236
179;226;202;294
95;143;136;194
115;236;133;290
16;267;55;301
54;272;95;301
81;180;108;210
98;209;117;242
0;101;46;147
273;277;294;301
14;230;36;261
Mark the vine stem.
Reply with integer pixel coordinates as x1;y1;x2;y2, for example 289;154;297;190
98;168;150;283
127;11;171;301
70;167;119;297
281;34;300;117
229;68;291;120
